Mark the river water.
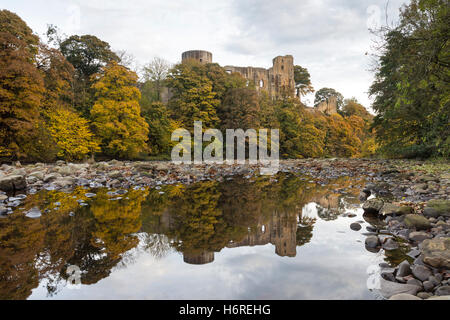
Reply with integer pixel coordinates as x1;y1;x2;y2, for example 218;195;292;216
0;173;409;300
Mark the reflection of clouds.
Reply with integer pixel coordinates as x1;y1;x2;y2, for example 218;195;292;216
29;208;381;300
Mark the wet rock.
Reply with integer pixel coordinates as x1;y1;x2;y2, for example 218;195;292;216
389;293;422;300
397;260;411;277
435;286;450;296
382;238;399;251
420;238;450;268
350;223;362;231
412;265;432;282
365;235;380;248
409;231;432;242
363;199;384;214
379;278;421;299
404;214;431;230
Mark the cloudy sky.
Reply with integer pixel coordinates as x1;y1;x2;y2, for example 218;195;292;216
0;0;408;108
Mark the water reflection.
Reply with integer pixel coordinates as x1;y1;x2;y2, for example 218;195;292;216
0;173;387;300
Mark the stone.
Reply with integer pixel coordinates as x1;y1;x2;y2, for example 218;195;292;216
382;238;399;251
423;200;450;218
380;203;413;216
407;279;422;288
43;173;60;183
427;295;450;300
409;231;432;242
108;171;122;179
404;214;431;230
379;278;421;299
363;199;384;214
435;286;450;296
350;223;362;231
0;175;27;192
389;293;422;300
423;281;434;292
428;276;440;286
29;171;45;180
397;260;411;277
365;235;380;248
412;265;432;282
420;238;450;268
417;292;432;299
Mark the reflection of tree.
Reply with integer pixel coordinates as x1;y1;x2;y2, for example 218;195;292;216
296;217;316;246
0;215;44;300
142;234;171;260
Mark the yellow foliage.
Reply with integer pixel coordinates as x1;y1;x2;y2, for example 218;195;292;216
46;108;100;161
91;62;149;158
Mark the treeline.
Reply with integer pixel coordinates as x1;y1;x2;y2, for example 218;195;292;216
0;10;376;162
370;0;449;158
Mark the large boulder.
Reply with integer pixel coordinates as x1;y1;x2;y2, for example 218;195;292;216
423;200;450;218
379;278;421;299
420;238;450;268
363;199;384;214
404;214;431;230
0;175;27;192
380;203;413;216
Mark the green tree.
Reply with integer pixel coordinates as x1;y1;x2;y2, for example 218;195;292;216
166;60;220;130
60;35;119;116
369;0;449;158
90;62;149;159
294;65;314;98
314;87;344;110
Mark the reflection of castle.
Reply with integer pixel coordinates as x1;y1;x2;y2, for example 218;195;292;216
183;251;215;265
227;211;298;258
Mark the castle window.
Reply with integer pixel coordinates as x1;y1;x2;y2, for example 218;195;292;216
226;70;232;74
281;65;284;71
259;80;264;88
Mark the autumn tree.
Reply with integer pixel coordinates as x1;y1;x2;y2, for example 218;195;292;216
166;60;220;130
0;10;39;56
90;62;149;159
219;87;261;130
0;30;45;159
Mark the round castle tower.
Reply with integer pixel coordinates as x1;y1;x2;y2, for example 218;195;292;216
182;50;213;64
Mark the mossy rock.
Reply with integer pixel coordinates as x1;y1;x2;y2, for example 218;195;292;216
423;200;450;218
404;214;431;230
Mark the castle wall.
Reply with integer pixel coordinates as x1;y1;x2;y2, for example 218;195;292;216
316;96;338;115
224;55;295;99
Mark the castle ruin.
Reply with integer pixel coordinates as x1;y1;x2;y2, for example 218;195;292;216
181;50;296;100
171;50;338;115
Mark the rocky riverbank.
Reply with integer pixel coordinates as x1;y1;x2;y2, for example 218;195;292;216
0;158;449;300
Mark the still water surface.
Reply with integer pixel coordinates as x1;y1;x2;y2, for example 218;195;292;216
0;173;407;300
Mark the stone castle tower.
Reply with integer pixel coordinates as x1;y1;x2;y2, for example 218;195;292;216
182;50;213;64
